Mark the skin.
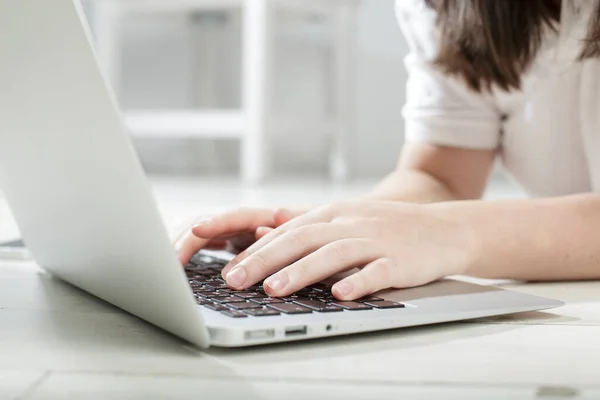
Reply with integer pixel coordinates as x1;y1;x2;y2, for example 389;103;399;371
176;142;600;300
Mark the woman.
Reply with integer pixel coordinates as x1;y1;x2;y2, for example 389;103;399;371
177;0;600;301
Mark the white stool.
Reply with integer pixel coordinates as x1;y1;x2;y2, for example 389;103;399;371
90;0;359;183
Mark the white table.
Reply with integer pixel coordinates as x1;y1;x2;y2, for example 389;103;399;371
1;260;600;399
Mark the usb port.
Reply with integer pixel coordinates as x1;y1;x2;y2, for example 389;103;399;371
244;329;275;340
285;326;307;336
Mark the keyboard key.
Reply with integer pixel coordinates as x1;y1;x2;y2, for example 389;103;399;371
266;303;313;314
203;302;228;311
219;310;248;318
308;283;330;292
330;301;372;311
243;307;281;317
283;295;312;302
292;300;343;313
191;253;218;265
196;297;209;305
209;294;231;301
364;301;405;309
215;296;247;304
249;297;285;305
227;301;263;310
195;290;217;298
360;296;384;302
196;270;217;276
313;296;335;303
204;283;231;290
233;292;266;299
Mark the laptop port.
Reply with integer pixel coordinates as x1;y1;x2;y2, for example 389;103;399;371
244;329;275;340
285;326;307;336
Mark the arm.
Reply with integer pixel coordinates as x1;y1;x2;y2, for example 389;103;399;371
376;143;600;282
436;194;600;281
363;142;496;203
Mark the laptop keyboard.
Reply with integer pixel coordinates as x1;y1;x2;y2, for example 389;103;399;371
186;254;405;318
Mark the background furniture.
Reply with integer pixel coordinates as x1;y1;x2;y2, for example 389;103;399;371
90;0;359;183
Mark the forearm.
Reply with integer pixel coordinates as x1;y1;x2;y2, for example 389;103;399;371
435;194;600;281
364;169;460;204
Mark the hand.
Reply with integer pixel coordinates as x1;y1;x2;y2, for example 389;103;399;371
175;207;299;265
215;201;477;300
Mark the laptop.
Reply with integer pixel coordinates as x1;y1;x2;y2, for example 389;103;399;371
0;0;563;348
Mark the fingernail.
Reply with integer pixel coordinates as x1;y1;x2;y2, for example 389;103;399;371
226;266;247;288
333;281;354;297
265;272;289;292
192;218;212;229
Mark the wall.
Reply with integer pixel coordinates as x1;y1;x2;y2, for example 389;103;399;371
88;0;409;178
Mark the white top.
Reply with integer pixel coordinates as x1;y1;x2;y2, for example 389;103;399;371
396;0;600;197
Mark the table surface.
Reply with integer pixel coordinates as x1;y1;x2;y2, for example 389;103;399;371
1;260;599;400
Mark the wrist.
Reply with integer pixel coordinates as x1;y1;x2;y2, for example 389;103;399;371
427;201;484;277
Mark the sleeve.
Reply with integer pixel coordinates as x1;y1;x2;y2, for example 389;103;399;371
395;0;502;149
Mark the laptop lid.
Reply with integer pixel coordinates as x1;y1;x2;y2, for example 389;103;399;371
0;0;210;348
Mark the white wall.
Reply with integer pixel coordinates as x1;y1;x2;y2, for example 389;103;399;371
93;0;409;178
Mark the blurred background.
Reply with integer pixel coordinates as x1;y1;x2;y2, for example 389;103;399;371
80;0;407;179
0;0;523;244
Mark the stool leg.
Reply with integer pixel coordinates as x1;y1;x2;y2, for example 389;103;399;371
241;0;273;183
329;5;357;182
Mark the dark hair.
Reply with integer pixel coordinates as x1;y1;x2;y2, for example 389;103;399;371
424;0;600;92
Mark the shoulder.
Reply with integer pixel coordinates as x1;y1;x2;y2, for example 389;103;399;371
395;0;440;60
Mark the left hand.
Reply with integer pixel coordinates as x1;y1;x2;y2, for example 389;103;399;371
199;200;478;301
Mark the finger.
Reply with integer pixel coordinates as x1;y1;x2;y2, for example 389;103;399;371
255;226;273;240
332;258;396;301
176;231;211;265
262;238;379;297
274;208;295;226
226;206;333;269
209;232;250;241
191;208;276;238
204;241;228;250
219;232;265;276
223;222;360;290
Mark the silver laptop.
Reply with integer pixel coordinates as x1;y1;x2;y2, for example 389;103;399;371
0;0;563;348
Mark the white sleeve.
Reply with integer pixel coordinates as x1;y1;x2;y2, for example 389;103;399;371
396;0;502;149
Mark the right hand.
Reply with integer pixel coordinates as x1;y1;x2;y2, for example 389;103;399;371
175;207;299;266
